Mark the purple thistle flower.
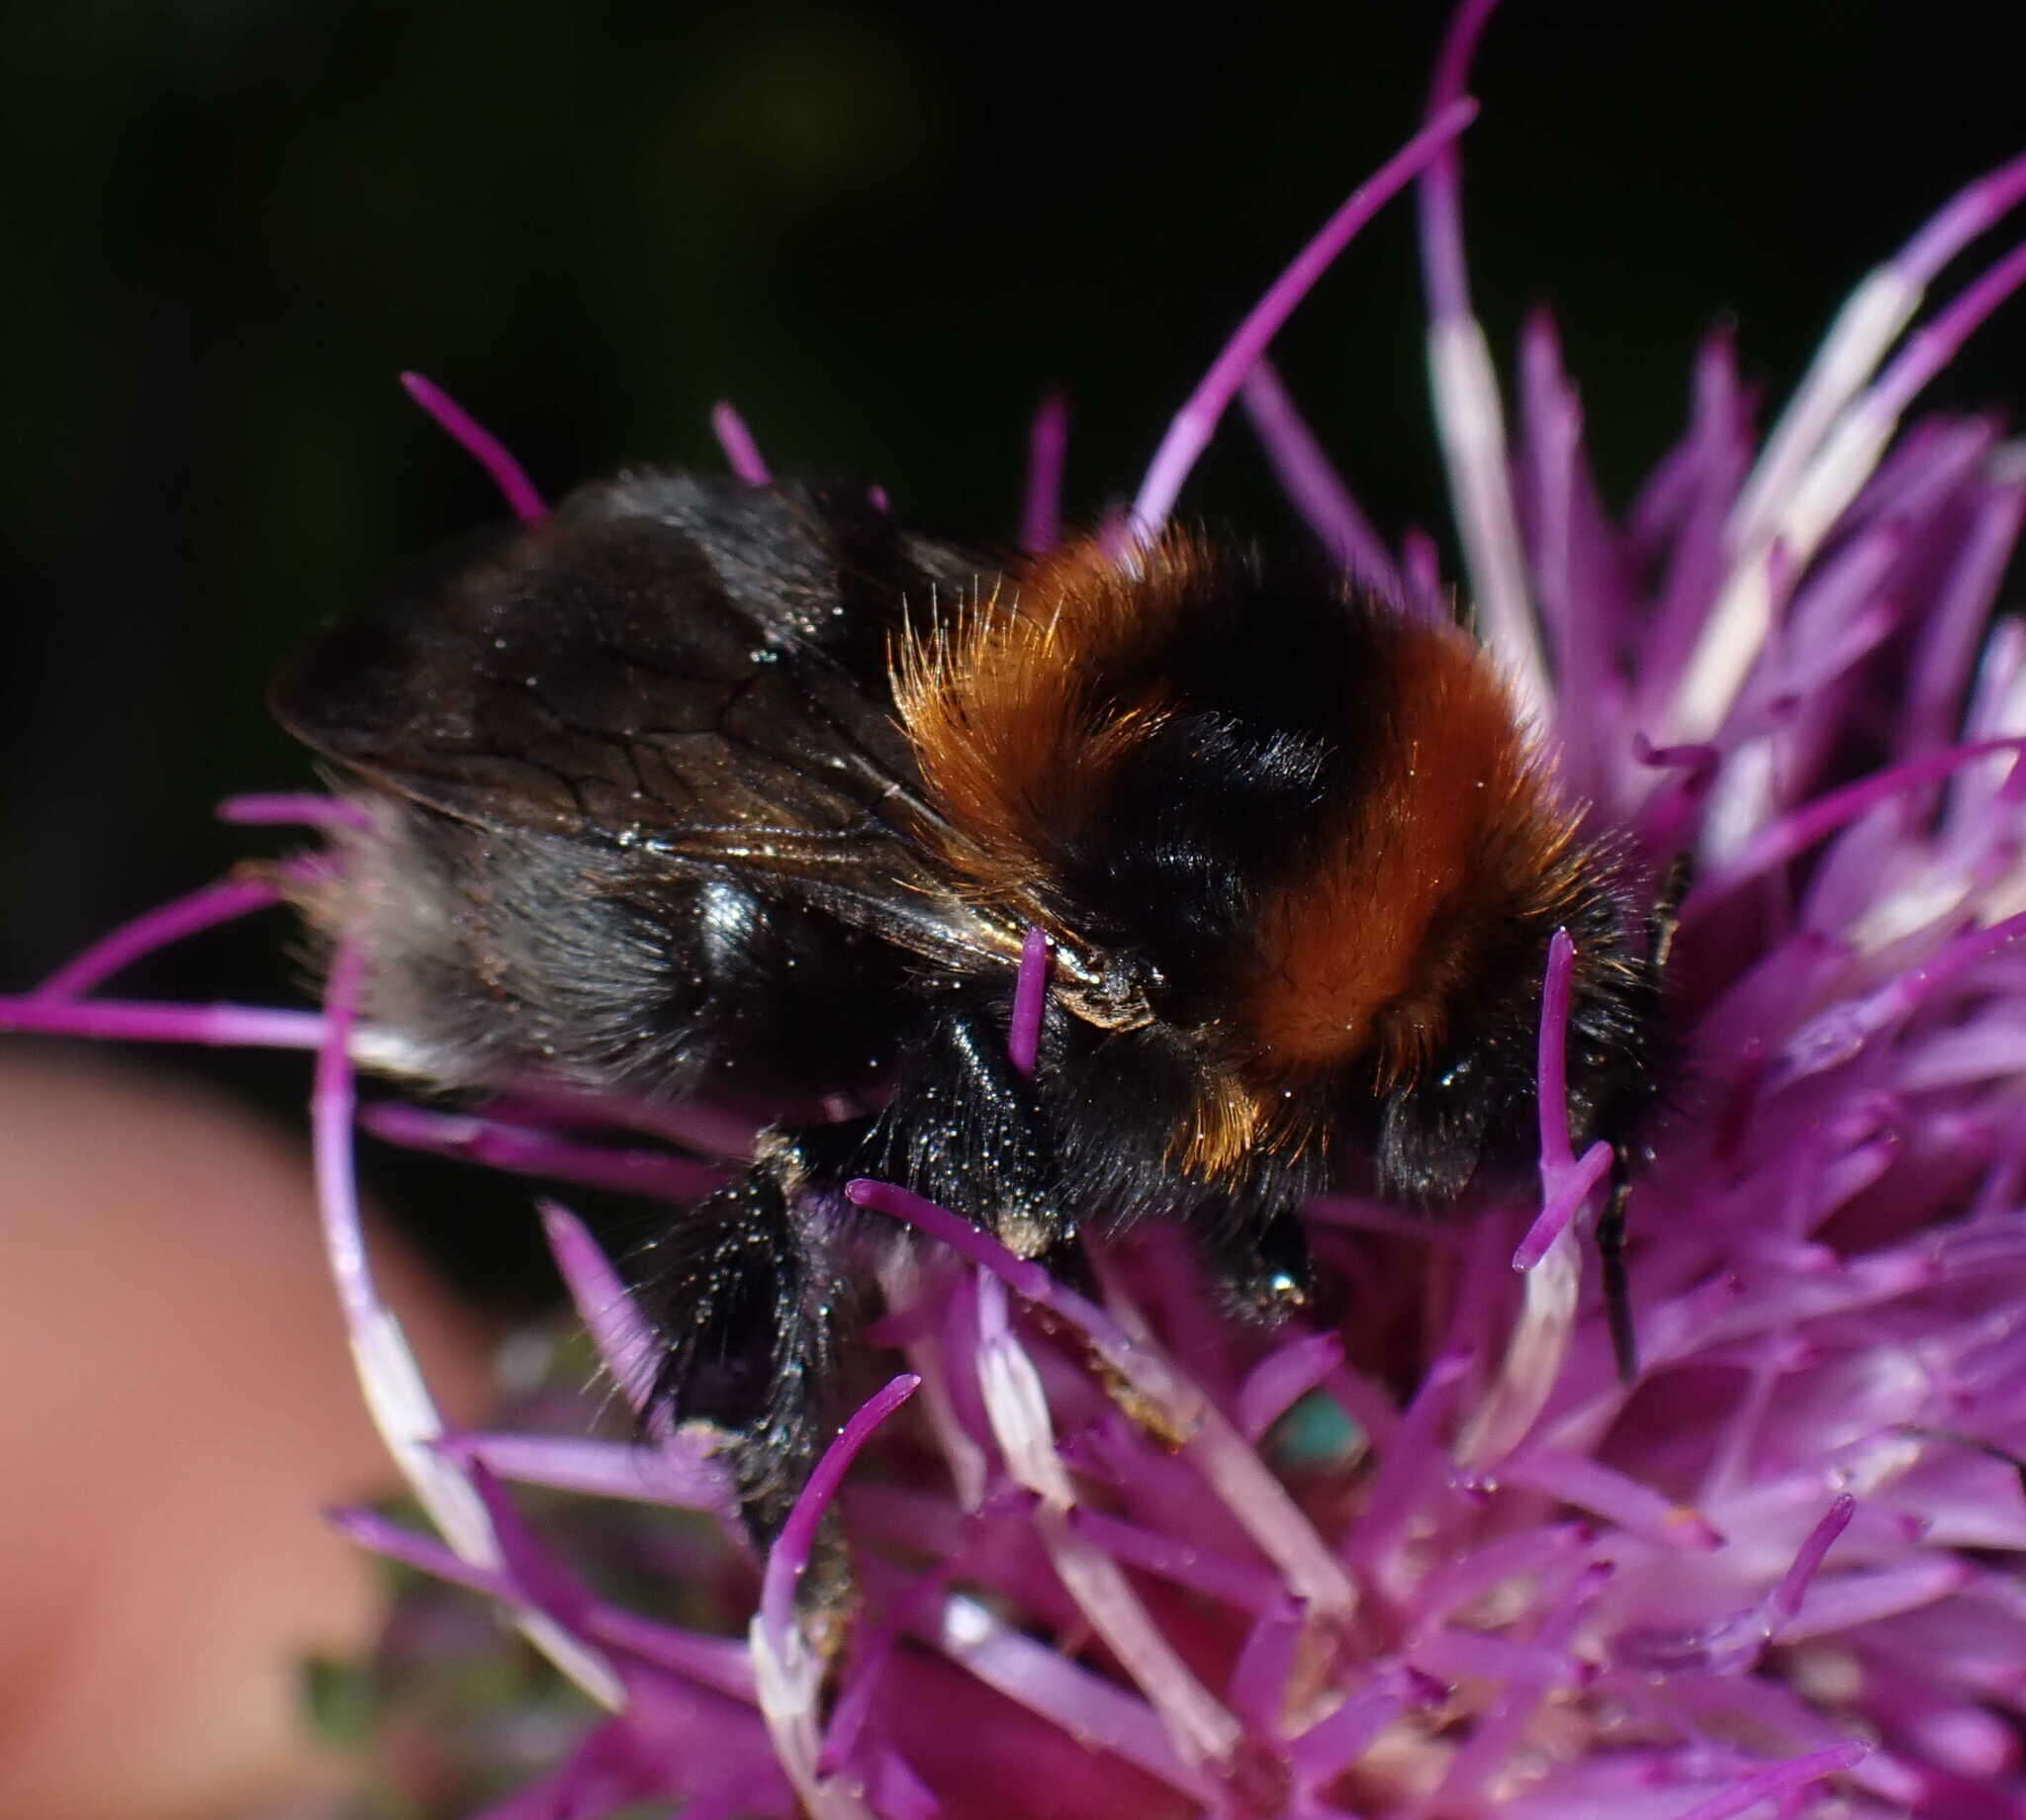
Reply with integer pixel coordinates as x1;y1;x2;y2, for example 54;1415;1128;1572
11;7;2026;1816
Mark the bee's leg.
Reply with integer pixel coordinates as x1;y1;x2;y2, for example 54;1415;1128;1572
644;1005;1059;1541
1194;1201;1314;1323
642;1152;854;1547
1590;852;1688;1387
857;1007;1062;1260
1648;851;1692;974
1598;1166;1638;1384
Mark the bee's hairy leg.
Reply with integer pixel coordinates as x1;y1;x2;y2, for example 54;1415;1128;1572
641;1002;1060;1541
863;1006;1063;1261
642;1145;859;1547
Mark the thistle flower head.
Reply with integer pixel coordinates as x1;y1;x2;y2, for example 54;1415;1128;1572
8;9;2026;1818
317;111;2026;1814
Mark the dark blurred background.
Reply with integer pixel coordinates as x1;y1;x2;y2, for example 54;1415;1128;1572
4;0;2020;1304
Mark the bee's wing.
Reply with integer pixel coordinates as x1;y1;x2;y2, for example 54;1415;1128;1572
272;471;1027;971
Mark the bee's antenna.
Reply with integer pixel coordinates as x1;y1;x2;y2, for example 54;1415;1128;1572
1898;1425;2026;1499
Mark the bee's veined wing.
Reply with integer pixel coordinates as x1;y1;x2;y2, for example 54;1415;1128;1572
272;470;1030;972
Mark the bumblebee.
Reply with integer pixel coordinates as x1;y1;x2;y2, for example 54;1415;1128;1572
275;471;1656;1532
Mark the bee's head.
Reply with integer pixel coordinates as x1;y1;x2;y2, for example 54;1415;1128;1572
899;529;1653;1202
1365;882;1654;1204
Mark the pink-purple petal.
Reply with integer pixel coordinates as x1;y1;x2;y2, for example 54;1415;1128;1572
400;370;546;521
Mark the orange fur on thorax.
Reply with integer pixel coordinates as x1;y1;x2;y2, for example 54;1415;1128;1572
894;534;1590;1185
892;535;1205;925
1239;620;1583;1091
